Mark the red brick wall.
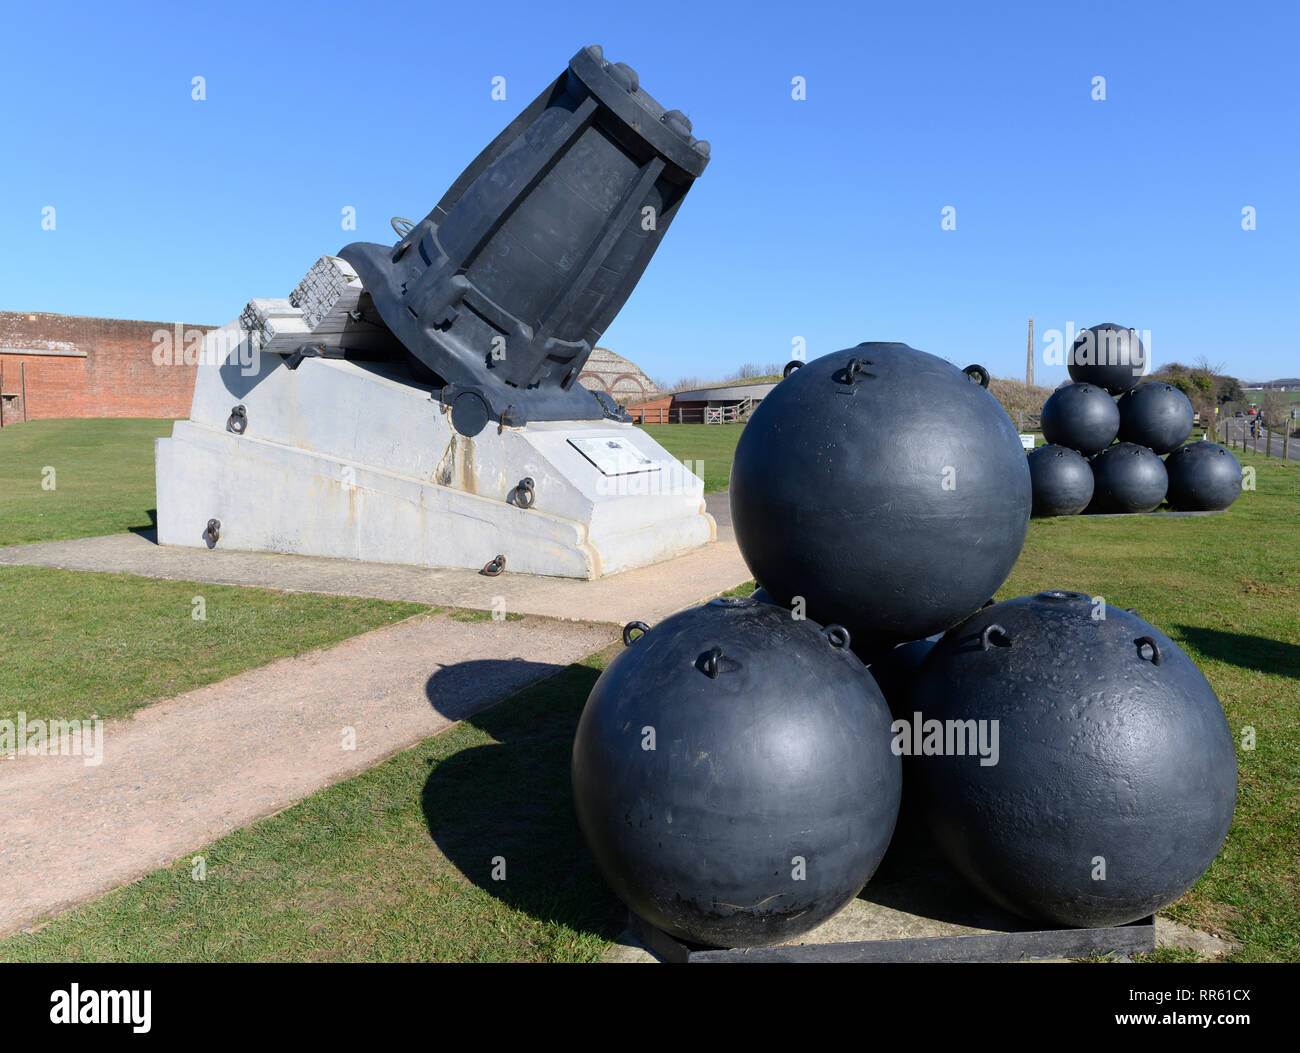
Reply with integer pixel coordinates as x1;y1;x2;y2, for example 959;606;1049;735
0;311;216;421
625;395;673;423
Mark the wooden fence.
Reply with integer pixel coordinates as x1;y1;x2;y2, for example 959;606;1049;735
1218;418;1291;460
629;403;748;425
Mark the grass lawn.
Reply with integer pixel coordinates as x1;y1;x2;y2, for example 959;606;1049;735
641;423;1045;491
1;433;1295;962
0;418;175;546
0;566;424;725
639;421;744;493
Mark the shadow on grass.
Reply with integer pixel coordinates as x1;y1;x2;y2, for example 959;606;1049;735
419;660;625;940
129;507;158;542
1174;625;1300;680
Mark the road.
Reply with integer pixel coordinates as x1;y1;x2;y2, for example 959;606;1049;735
1216;418;1299;462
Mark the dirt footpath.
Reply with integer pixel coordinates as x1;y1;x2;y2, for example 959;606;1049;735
0;611;615;936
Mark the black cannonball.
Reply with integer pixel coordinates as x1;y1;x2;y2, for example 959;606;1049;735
1068;322;1146;394
1165;442;1242;511
1117;382;1194;454
754;586;940;718
857;634;942;720
730;343;1031;644
1040;382;1119;455
1028;444;1095;516
1090;442;1168;513
909;591;1237;928
572;597;901;948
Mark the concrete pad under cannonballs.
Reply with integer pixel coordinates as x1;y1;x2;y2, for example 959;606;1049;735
604;836;1161;963
1079;509;1226;519
155;322;714;579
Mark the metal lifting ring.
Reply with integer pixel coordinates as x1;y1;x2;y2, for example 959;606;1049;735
980;623;1010;650
515;478;536;509
1135;636;1162;666
481;554;507;577
824;625;851;649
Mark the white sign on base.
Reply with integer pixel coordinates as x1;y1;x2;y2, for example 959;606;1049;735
567;435;661;476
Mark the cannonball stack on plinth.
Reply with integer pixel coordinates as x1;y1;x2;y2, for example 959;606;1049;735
570;341;1237;953
1028;323;1241;516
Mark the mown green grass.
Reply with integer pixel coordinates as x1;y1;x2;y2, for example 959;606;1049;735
0;418;175;546
0;566;424;725
639;420;1044;492
1;652;624;963
1;432;1294;963
639;421;744;493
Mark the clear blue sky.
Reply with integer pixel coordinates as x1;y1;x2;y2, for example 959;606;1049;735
1;0;1295;386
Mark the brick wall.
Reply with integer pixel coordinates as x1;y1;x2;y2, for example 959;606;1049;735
578;346;658;402
625;395;673;423
0;311;216;422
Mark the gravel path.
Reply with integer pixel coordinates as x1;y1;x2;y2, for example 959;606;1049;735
0;496;747;626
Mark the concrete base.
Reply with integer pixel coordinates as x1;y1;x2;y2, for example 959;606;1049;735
1079;509;1228;518
603;829;1170;963
156;322;713;579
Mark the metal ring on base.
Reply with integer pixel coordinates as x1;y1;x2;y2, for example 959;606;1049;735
515;478;536;509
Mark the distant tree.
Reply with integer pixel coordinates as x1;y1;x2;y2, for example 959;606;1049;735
1218;375;1244;404
1194;354;1227;377
1153;359;1228;425
1259;391;1289;432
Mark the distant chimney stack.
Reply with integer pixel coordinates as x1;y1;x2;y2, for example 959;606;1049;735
1026;318;1035;387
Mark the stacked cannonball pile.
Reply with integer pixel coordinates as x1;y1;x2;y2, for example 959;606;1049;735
1030;322;1243;516
570;341;1237;952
